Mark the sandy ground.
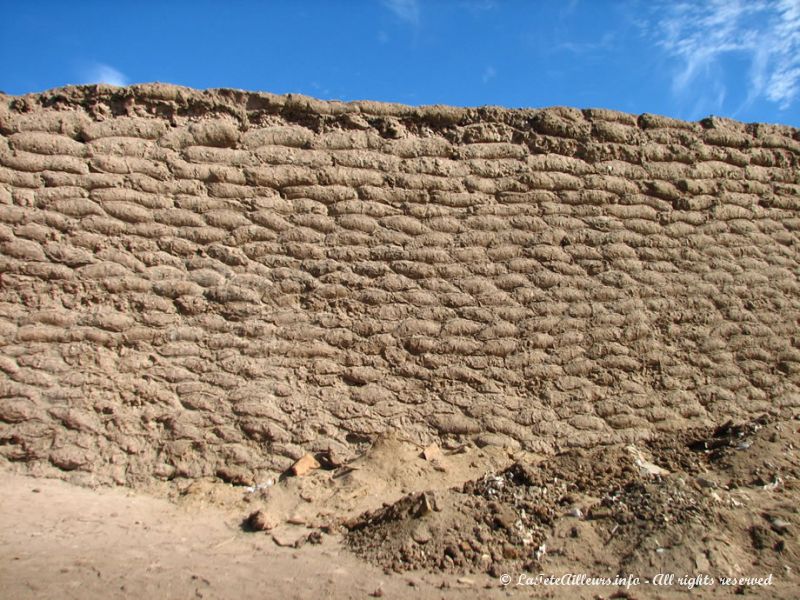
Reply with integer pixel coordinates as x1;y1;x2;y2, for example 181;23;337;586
0;471;486;600
1;416;798;600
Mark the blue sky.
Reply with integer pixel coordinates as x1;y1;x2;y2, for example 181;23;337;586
1;0;798;126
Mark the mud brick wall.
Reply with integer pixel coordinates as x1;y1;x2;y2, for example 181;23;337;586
0;84;798;486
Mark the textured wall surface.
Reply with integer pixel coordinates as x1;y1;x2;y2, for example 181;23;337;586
0;84;799;486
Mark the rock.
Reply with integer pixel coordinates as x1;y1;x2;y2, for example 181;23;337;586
246;509;274;532
410;522;432;544
769;516;790;534
271;527;307;548
217;466;253;486
306;530;323;545
421;442;443;462
589;507;612;520
315;448;344;469
638;459;670;477
289;453;320;477
627;445;670;477
286;514;306;525
750;524;771;549
413;492;441;517
535;543;547;560
696;476;717;489
502;543;519;559
489;501;517;531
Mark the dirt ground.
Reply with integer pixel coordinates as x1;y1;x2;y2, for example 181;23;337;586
1;415;798;600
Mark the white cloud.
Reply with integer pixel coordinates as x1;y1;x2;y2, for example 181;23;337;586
459;0;497;12
82;63;128;87
382;0;420;26
557;31;616;55
656;0;800;112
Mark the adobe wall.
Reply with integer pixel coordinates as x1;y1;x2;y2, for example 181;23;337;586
0;84;798;485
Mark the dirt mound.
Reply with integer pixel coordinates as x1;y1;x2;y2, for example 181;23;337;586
345;464;558;574
345;416;799;591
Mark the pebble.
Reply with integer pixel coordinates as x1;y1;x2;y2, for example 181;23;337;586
422;442;443;462
410;523;432;544
290;453;320;477
246;509;274;532
635;458;670;478
696;476;717;489
770;517;790;534
272;528;306;548
535;543;547;560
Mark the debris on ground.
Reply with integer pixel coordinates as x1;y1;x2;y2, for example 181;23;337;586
345;416;799;582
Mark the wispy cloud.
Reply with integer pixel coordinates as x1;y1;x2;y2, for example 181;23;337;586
82;63;128;87
656;0;800;113
382;0;420;27
482;66;496;84
557;31;616;55
459;0;497;13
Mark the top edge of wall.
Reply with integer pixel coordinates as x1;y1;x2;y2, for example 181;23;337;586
1;82;798;139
